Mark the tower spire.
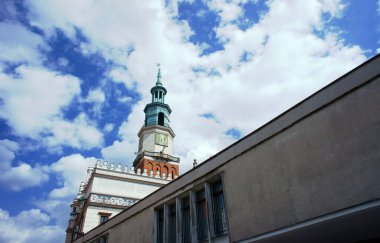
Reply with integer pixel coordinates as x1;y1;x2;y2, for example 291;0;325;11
156;63;162;86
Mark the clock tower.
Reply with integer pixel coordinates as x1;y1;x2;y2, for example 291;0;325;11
133;65;180;179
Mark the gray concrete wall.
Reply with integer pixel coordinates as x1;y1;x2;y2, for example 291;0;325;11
224;75;380;242
74;55;380;243
107;209;153;243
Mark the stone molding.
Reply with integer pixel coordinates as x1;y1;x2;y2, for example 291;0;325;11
90;193;138;207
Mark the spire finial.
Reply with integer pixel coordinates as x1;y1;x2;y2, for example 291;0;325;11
156;63;162;86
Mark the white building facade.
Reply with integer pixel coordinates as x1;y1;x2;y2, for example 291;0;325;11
65;162;172;242
65;67;180;242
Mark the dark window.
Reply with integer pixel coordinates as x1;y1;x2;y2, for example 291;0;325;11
159;92;162;99
91;234;108;243
168;204;176;243
197;190;208;241
212;181;228;235
100;215;108;223
158;112;164;126
182;197;191;243
155;91;158;100
157;209;164;243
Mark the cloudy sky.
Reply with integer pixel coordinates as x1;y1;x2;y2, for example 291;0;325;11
0;0;379;241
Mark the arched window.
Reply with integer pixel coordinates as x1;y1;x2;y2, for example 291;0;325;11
158;112;164;126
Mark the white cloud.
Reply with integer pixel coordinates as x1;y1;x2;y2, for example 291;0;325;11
32;153;96;228
320;0;347;18
109;67;135;89
0;140;49;191
0;1;370;241
48;153;95;199
46;113;104;151
84;89;106;103
0;65;80;137
0;163;49;191
118;96;133;104
0;208;63;243
104;123;115;133
0;66;104;151
0;139;19;170
57;57;69;67
101;139;137;165
81;89;106;116
207;0;244;23
24;0;367;175
0;22;47;65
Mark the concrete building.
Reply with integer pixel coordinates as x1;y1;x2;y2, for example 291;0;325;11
73;54;380;243
65;66;180;242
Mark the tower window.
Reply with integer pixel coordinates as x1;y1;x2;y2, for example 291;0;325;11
158;112;164;126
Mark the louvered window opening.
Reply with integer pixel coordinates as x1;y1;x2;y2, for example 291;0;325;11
154;179;228;243
168;204;176;243
212;181;228;235
157;209;164;243
182;197;191;243
197;190;209;241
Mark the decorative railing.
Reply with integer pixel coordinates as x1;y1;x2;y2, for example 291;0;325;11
94;160;177;180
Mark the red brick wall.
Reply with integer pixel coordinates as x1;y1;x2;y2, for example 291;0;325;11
135;158;179;178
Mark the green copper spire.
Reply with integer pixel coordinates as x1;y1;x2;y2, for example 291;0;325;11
156;63;162;86
145;65;171;127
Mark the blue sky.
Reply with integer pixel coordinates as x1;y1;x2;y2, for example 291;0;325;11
0;0;379;241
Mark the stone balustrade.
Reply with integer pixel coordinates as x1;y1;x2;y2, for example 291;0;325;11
93;160;177;180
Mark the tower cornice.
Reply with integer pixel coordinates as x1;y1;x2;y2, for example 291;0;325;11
143;102;172;113
137;124;175;138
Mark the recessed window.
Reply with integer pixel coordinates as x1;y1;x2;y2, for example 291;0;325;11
197;190;208;241
100;215;108;223
91;233;108;243
182;197;191;243
212;181;228;235
168;204;176;243
98;212;111;224
158;112;164;126
156;209;164;243
153;176;228;242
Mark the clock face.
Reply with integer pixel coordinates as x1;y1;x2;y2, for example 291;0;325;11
155;132;168;146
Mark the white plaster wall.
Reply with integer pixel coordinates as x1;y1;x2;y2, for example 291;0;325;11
84;180;93;199
141;130;155;153
141;128;173;155
82;207;122;233
91;177;161;199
